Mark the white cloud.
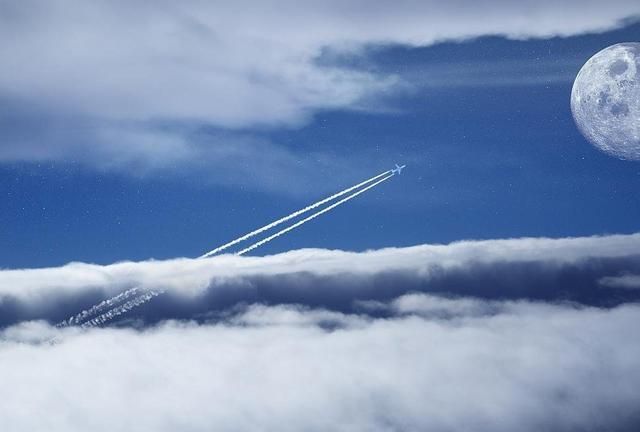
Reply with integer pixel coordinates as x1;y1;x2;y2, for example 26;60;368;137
1;232;638;298
2;0;635;127
0;0;638;178
227;303;370;328
1;233;639;327
0;114;362;194
2;233;640;430
1;296;639;432
600;274;640;289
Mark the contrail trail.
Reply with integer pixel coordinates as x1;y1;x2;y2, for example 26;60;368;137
58;169;396;329
57;169;393;328
57;287;159;329
235;173;394;256
199;169;391;258
56;286;142;328
79;289;165;328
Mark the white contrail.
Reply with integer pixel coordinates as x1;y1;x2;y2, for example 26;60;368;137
79;290;165;328
198;170;391;258
60;170;395;329
235;173;394;256
56;286;142;328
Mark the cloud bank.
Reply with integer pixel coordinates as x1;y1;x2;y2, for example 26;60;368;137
2;233;640;431
1;296;639;431
2;233;640;327
1;0;638;184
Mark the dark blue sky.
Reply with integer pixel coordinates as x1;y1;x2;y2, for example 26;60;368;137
1;21;639;268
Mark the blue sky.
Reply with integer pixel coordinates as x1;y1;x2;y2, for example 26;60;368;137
1;8;639;268
2;4;640;431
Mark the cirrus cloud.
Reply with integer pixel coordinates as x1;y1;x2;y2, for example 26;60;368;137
1;0;639;185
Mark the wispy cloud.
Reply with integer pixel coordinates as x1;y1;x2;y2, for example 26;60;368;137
0;1;638;187
2;0;635;127
600;274;640;289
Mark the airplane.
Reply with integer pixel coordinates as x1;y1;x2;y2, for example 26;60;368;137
391;164;406;175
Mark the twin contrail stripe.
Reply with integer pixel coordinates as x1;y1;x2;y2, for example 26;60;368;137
76;290;165;328
235;173;394;256
58;170;395;329
55;286;142;328
198;170;391;258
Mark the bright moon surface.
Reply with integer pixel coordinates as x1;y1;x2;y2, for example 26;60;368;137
571;42;640;160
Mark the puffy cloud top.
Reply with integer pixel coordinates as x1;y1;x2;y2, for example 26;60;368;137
2;233;640;431
2;233;640;326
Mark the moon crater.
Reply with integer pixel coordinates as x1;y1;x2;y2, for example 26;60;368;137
571;42;640;160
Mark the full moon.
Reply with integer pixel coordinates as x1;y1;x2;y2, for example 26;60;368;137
571;42;640;160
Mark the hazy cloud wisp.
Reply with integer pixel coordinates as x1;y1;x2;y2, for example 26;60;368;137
1;0;638;184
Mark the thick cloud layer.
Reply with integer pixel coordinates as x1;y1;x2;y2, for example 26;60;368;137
1;295;639;432
2;234;640;431
2;233;640;327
